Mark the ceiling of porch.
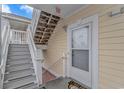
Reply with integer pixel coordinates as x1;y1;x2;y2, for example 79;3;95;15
29;4;86;18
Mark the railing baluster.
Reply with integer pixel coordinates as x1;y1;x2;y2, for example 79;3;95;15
10;30;27;44
24;32;25;44
16;32;18;44
17;32;18;44
15;31;16;44
18;32;19;44
15;32;16;44
23;32;24;44
21;32;23;44
20;33;23;44
17;32;20;44
19;32;20;44
24;33;25;44
23;33;24;44
22;32;23;44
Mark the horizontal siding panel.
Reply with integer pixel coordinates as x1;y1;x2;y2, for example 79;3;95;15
99;44;124;50
99;80;122;88
99;50;124;57
99;12;124;23
99;14;124;27
99;23;124;33
101;71;124;85
99;30;124;38
100;73;124;89
99;66;124;78
99;4;124;17
99;59;124;65
99;37;124;44
99;56;124;64
99;61;124;71
99;84;110;89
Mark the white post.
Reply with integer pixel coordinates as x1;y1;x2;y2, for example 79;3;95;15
63;53;67;78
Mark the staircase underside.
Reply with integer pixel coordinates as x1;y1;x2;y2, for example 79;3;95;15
34;11;60;45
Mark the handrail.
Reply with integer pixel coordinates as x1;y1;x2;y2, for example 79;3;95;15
0;18;10;88
1;21;10;68
31;9;41;36
28;27;37;57
42;52;68;78
27;24;44;86
11;29;27;33
43;56;66;74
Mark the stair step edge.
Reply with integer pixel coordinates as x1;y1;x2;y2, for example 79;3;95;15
6;61;32;65
15;82;37;89
8;53;30;57
5;67;34;74
7;57;31;60
4;81;37;89
6;63;33;67
4;74;36;83
7;58;32;62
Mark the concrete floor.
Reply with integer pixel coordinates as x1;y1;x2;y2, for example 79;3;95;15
40;68;89;89
39;77;89;89
39;77;71;89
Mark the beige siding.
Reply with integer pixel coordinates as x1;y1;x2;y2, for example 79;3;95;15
99;5;124;88
43;22;67;76
43;4;124;88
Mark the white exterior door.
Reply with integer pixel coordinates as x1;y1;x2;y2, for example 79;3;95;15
67;15;98;88
71;23;92;87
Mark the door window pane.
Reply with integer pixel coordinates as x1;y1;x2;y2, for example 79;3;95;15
72;26;89;48
72;50;89;71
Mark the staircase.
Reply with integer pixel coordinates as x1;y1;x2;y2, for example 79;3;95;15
3;44;38;89
1;10;61;89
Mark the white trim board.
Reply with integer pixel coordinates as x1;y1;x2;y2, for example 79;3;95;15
42;65;61;78
2;13;31;24
67;14;99;89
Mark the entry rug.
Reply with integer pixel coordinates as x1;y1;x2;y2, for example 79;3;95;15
68;81;87;89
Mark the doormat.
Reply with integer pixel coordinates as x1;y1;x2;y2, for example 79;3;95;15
42;87;46;89
68;81;87;89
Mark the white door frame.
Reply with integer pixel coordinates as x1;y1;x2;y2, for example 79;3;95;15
67;14;99;88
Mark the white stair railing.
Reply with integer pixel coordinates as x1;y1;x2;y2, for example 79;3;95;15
31;9;41;36
0;15;43;88
10;29;27;44
27;25;44;86
0;18;11;89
